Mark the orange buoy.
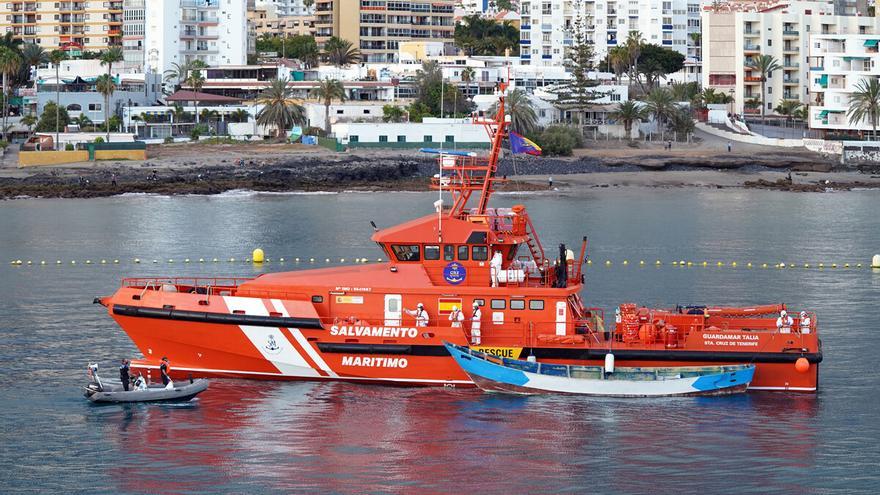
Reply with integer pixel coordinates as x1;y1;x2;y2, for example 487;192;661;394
795;357;810;373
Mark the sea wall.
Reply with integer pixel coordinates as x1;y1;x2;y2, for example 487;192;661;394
19;150;90;167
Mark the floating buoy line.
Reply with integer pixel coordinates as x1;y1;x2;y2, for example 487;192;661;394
8;250;880;271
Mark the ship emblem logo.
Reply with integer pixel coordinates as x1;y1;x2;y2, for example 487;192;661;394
265;334;282;354
443;262;466;285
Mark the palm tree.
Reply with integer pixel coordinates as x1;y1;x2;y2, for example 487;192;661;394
747;54;781;124
21;113;36;137
0;47;21;141
95;73;117;141
847;78;880;139
98;46;123;82
230;108;250;123
21;43;47;86
311;78;346;134
74;114;92;131
164;61;191;91
669;108;696;142
256;78;307;138
48;50;66;148
131;114;142;136
489;89;537;135
608;46;629;83
774;99;804;122
461;67;475;96
700;87;733;106
303;0;315;8
323;37;361;67
642;88;676;141
624;31;644;87
185;68;206;124
610;100;647;140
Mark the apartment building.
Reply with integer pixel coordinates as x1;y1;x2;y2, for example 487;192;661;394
255;0;312;16
702;1;880;117
518;0;702;70
144;0;248;77
808;34;880;133
122;0;145;71
0;0;123;53
250;5;316;38
314;0;456;63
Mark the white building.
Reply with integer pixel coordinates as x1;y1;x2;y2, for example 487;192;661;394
333;118;492;146
255;0;312;16
808;34;880;133
145;0;248;78
702;1;880;117
518;0;701;74
123;0;146;72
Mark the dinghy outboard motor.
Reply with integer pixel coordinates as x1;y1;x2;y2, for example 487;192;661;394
555;244;568;288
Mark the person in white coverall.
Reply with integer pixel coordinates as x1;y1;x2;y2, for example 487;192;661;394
470;301;482;345
490;251;503;287
405;303;429;327
799;311;811;334
776;310;793;333
448;306;465;328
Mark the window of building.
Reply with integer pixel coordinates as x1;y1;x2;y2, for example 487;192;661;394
391;244;420;261
610;93;621;101
424;245;440;260
444;245;455;261
510;299;525;310
457;245;469;260
542;2;551;14
350;135;359;142
424;135;432;142
397;135;406;143
379;135;388;142
529;300;545;310
445;135;454;143
491;299;506;310
88;103;101;111
472;246;488;261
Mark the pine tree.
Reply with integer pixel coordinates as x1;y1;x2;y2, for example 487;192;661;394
549;1;601;129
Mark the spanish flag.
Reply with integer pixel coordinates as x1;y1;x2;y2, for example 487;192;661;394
509;132;542;156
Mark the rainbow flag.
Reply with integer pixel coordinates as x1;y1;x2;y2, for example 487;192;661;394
509;132;542;156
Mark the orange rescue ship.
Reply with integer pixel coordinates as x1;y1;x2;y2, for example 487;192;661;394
96;84;821;392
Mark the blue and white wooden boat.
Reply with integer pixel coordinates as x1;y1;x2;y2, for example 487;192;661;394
444;343;755;397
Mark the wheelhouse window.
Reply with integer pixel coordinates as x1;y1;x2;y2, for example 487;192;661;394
472;245;488;261
457;245;469;260
510;299;525;310
444;245;455;261
490;299;506;309
391;244;420;261
424;245;440;260
529;299;544;310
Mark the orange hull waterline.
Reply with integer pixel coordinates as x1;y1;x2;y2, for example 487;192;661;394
98;85;821;392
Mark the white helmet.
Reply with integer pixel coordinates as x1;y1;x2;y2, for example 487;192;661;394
780;310;787;317
472;301;479;307
800;311;807;317
417;303;424;308
452;305;458;311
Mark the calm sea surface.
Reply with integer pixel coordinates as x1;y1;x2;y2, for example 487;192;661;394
1;188;879;494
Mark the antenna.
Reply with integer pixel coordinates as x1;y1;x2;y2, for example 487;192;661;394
370;220;378;232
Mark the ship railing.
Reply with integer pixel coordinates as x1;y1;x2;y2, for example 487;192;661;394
122;277;252;295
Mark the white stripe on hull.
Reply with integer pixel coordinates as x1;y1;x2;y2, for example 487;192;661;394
270;299;338;377
222;296;320;378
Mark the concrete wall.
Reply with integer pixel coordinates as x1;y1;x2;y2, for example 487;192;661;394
94;149;147;161
333;119;491;145
19;151;89;167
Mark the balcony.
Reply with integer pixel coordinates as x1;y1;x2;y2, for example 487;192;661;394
744;28;759;37
783;78;800;85
783;29;799;37
744;76;762;83
783;45;799;54
783;62;799;69
743;44;760;52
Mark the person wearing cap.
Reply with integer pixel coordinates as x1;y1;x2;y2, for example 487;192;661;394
448;305;464;328
470;301;482;345
776;310;793;333
119;359;131;391
798;311;812;334
405;303;429;327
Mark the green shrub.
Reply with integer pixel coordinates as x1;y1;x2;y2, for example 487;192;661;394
0;140;8;149
65;143;75;151
190;124;208;140
537;126;582;156
164;136;174;144
94;137;105;143
34;102;70;132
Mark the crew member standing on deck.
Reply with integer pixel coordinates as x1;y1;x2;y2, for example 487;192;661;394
799;311;812;334
490;250;503;287
119;359;130;391
449;306;465;328
159;357;172;386
776;310;794;333
405;303;429;327
470;301;482;345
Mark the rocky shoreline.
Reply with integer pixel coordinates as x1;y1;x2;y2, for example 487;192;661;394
2;151;878;200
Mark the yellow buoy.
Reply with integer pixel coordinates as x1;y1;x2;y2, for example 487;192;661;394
731;261;737;267
779;263;786;268
702;261;708;267
857;263;863;268
85;260;92;264
252;248;265;263
40;261;46;265
655;260;661;265
622;260;629;265
762;263;768;268
310;258;315;263
804;263;810;268
56;260;62;265
26;260;32;265
245;258;251;263
639;260;645;265
184;258;191;263
279;257;285;262
747;262;752;268
340;258;345;263
199;258;205;263
831;263;837;268
672;261;678;266
844;263;850;268
134;258;141;263
605;260;611;265
229;258;235;262
687;261;693;266
295;257;300;262
587;259;592;265
325;258;331;263
100;260;106;264
717;262;723;266
872;254;880;268
212;258;219;263
114;259;119;264
71;260;76;265
819;263;824;268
